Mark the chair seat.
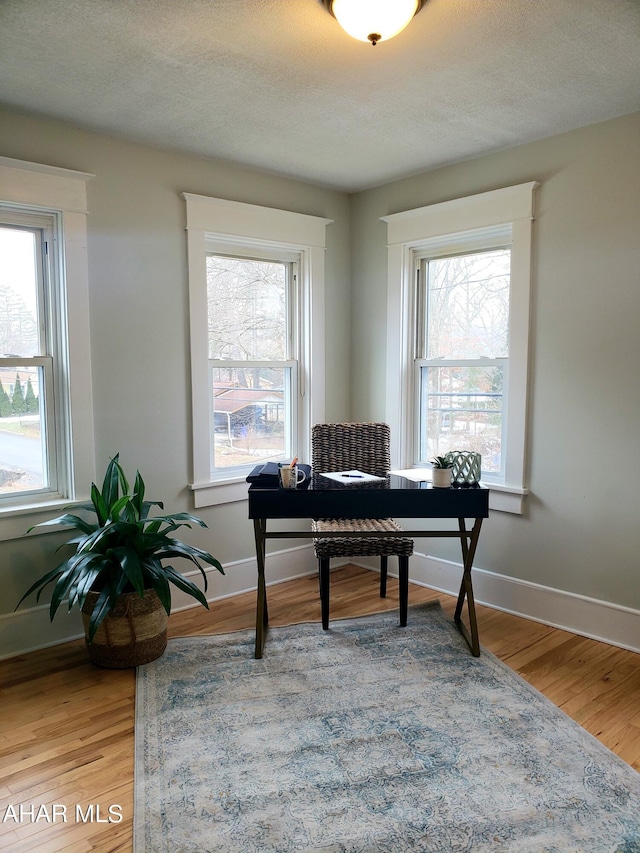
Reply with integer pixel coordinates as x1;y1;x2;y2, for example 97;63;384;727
312;517;414;558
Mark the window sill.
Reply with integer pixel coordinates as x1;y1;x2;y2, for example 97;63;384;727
189;478;249;508
484;483;528;515
0;497;84;542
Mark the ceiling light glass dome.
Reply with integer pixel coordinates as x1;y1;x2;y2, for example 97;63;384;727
327;0;423;45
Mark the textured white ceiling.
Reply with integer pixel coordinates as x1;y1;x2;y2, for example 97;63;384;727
1;0;639;191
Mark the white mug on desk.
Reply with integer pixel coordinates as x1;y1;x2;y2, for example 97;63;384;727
278;463;306;489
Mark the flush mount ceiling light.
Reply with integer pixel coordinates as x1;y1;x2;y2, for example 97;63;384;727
322;0;426;46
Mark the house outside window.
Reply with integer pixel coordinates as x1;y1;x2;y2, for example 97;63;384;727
184;193;331;508
0;156;95;538
206;253;298;474
382;182;538;514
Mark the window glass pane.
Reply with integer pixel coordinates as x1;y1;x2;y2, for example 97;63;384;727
426;249;510;360
0;227;41;357
212;366;291;469
0;364;47;494
420;365;503;474
207;255;287;360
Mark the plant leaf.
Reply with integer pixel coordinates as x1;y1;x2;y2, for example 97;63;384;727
70;564;104;610
162;565;209;609
86;586;114;643
143;564;172;615
111;544;145;596
150;511;207;531
140;500;163;521
90;483;109;527
101;455;121;511
108;495;135;523
15;563;65;610
28;513;97;536
155;541;224;575
131;470;145;518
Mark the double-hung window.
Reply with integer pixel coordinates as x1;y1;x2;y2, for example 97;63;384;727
0;213;59;498
206;250;299;474
415;245;511;480
184;193;330;507
383;182;538;513
0;156;94;534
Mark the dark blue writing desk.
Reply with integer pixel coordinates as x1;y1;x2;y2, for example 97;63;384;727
248;474;489;659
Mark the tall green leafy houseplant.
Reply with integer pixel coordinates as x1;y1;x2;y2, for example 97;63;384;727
17;455;224;642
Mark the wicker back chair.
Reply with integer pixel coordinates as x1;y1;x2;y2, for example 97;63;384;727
311;423;413;630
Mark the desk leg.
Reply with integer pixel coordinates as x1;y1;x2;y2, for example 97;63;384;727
398;555;409;627
253;518;269;659
319;558;330;630
454;517;483;657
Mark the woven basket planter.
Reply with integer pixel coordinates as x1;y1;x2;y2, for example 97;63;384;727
81;589;168;669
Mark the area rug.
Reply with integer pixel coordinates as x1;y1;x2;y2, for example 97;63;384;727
134;603;640;852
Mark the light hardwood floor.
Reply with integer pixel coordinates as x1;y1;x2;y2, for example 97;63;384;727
2;565;639;852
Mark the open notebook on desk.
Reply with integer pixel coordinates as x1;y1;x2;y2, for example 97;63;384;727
319;470;386;485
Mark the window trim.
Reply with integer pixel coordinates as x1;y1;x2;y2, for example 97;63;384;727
183;193;331;507
0;157;95;540
381;182;539;514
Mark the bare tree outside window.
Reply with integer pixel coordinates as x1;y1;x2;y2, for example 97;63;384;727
207;255;294;470
419;249;510;474
207;256;286;361
426;250;509;360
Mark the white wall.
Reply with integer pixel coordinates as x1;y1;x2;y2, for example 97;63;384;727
349;113;640;625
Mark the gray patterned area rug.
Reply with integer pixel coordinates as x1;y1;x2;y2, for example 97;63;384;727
134;602;640;852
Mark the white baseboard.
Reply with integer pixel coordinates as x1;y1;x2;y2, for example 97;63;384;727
4;544;638;659
0;605;86;660
354;552;640;654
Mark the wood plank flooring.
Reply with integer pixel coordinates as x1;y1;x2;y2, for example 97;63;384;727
1;565;639;852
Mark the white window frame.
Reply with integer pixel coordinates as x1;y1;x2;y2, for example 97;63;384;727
183;194;331;507
382;182;539;514
0;156;95;540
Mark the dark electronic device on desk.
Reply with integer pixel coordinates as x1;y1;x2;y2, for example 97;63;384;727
247;462;312;489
